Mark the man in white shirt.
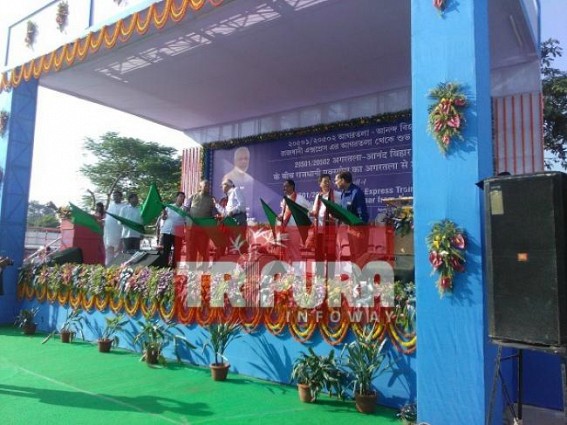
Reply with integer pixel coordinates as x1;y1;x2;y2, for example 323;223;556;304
159;191;187;267
278;179;311;263
104;190;124;266
215;179;248;254
121;193;143;251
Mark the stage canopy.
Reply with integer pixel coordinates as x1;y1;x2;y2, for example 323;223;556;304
4;0;539;135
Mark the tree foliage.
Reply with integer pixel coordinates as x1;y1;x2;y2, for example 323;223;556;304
80;132;182;207
27;200;59;228
542;39;567;169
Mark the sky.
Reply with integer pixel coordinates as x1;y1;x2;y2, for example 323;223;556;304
1;0;566;207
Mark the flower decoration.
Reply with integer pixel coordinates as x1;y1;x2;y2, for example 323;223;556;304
394;280;415;331
25;20;38;48
426;219;466;296
0;110;9;137
433;0;447;14
383;205;414;236
56;205;72;220
56;1;69;32
427;82;467;154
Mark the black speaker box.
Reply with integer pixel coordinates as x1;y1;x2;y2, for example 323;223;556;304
485;172;567;349
50;247;83;265
109;250;166;268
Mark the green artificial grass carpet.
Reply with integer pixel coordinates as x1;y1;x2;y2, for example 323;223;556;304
0;327;399;424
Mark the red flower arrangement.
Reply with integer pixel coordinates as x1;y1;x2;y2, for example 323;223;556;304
426;219;466;296
0;110;9;137
56;1;69;32
427;82;467;155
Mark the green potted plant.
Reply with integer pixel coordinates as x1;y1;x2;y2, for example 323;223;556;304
98;314;128;353
42;308;85;344
15;306;39;335
202;323;241;381
291;347;344;403
397;403;417;425
133;312;194;366
342;326;392;414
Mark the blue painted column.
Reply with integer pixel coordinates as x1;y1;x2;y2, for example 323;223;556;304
411;2;496;424
0;79;38;323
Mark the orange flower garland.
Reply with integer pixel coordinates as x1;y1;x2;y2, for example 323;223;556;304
16;264;417;353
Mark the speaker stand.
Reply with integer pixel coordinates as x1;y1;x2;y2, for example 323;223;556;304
561;357;567;425
487;345;523;425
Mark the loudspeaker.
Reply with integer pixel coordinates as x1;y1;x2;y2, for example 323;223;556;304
50;247;83;265
485;172;567;348
109;250;167;268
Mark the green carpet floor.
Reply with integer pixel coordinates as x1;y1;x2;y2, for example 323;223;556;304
0;327;399;425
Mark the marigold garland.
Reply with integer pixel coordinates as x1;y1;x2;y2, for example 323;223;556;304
69;291;82;309
17;264;416;352
159;300;176;321
109;295;123;313
35;284;47;302
95;293;110;311
1;0;228;93
46;289;58;303
427;82;467;154
426;219;466;296
81;292;96;311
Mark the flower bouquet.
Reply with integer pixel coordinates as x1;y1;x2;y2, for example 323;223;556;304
56;1;69;32
428;82;467;154
426;219;466;296
382;205;414;236
433;0;446;14
0;110;9;137
25;21;38;48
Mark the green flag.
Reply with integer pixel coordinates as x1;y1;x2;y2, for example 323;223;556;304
106;211;146;234
320;197;364;226
164;203;190;219
69;203;103;235
260;199;278;238
141;183;163;225
283;197;313;243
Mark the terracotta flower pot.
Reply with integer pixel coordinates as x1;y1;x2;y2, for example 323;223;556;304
98;339;113;353
355;392;377;414
145;348;159;365
60;330;72;343
297;383;314;403
23;323;37;335
210;363;229;381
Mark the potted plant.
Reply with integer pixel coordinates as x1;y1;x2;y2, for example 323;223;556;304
291;347;344;403
15;307;39;335
42;308;85;344
202;323;241;381
133;312;194;366
342;326;392;414
98;314;128;353
397;403;417;425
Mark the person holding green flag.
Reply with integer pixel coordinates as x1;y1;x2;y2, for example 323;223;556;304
334;171;369;265
186;180;217;269
277;179;311;264
120;193;144;251
104;190;124;265
159;191;187;267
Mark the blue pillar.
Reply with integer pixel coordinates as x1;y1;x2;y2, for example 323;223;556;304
0;79;38;323
411;2;495;424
